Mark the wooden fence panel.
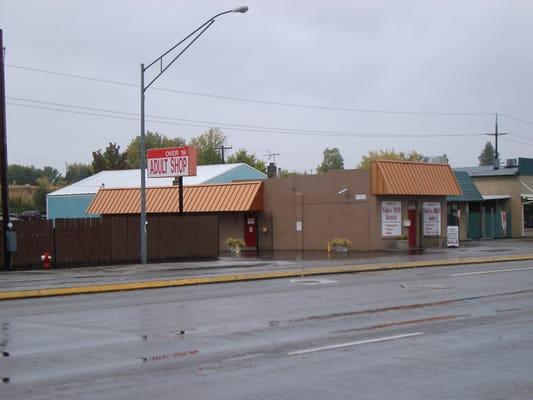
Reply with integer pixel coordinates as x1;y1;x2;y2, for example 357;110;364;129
1;214;219;269
147;215;219;262
0;220;54;269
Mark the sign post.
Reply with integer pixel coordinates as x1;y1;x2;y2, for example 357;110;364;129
147;146;197;214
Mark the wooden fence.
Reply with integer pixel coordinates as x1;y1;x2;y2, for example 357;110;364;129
0;215;219;269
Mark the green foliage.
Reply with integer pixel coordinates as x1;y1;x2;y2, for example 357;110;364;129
329;238;352;248
126;131;186;168
224;237;245;248
41;166;63;184
7;164;63;185
357;149;424;169
92;142;129;173
226;149;266;172
189;128;225;165
33;177;53;213
317;148;344;173
9;196;34;214
65;163;93;184
478;141;495;166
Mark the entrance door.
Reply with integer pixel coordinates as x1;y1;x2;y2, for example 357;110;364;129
244;215;256;248
408;209;417;248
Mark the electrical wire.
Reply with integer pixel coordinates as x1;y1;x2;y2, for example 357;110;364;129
6;63;494;117
7;98;488;139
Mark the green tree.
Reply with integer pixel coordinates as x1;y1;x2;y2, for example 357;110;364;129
357;149;424;169
42;166;63;184
226;149;266;172
478;141;495;166
92;142;129;173
189;128;225;165
317;147;344;173
65;163;93;184
33;177;53;213
7;164;41;185
126;131;186;168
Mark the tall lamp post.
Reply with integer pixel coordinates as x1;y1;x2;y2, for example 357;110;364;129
139;6;248;264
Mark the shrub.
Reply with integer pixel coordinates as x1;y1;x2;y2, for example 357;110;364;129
329;238;352;248
224;238;245;248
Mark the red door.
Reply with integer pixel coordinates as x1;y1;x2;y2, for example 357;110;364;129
408;209;417;248
244;215;256;248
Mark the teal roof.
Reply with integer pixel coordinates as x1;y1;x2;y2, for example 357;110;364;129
448;171;483;202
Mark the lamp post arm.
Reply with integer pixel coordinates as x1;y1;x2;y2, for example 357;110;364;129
144;19;215;91
143;9;236;91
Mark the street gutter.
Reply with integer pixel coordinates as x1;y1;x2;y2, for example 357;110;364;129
1;254;533;301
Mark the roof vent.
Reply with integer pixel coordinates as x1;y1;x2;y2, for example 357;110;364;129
505;158;518;168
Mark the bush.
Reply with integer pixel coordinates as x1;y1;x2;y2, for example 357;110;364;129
329;238;352;248
224;238;245;248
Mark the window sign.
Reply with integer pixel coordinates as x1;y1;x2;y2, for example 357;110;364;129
381;201;402;237
423;202;441;236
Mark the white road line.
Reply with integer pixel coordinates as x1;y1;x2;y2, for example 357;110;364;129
287;332;424;356
451;266;533;277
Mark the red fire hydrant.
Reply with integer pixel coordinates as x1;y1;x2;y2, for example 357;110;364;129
40;252;52;269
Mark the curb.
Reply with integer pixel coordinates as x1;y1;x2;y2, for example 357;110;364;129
1;254;533;301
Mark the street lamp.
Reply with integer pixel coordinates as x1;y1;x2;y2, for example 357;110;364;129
139;6;249;264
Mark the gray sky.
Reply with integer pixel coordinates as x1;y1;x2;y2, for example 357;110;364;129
1;0;533;174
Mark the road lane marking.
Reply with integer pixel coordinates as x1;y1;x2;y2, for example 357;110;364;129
450;266;533;276
287;332;424;356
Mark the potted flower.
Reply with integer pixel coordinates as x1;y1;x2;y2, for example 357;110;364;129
329;238;352;253
224;237;245;254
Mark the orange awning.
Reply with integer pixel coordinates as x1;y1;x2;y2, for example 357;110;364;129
86;181;263;214
371;160;462;196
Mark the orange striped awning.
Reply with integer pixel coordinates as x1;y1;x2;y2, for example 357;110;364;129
371;160;462;196
86;181;263;214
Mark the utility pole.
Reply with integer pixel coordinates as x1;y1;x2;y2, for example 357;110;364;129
0;30;11;270
486;113;508;170
264;151;280;164
216;145;232;164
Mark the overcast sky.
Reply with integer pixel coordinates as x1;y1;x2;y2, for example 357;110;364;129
1;0;533;174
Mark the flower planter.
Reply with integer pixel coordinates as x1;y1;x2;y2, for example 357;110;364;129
333;245;349;253
227;245;241;255
394;240;408;250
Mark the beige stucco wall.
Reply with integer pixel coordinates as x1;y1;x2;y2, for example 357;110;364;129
262;170;448;251
263;169;380;251
218;213;245;251
471;176;522;237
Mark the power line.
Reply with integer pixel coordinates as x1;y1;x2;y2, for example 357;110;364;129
6;100;489;139
499;113;533;126
6;63;494;117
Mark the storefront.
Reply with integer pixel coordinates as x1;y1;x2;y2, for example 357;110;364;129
260;160;462;251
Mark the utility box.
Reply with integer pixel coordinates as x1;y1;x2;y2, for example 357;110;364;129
6;230;17;252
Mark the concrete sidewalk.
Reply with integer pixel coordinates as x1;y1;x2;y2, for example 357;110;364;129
1;238;532;300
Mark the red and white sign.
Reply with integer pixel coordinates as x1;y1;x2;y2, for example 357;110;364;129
146;146;197;178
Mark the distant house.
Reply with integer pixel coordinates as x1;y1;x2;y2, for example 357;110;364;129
47;163;267;220
455;157;533;237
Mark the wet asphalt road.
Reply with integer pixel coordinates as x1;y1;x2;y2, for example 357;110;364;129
1;261;533;399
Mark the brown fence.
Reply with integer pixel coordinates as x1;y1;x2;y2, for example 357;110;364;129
0;220;54;268
0;215;219;269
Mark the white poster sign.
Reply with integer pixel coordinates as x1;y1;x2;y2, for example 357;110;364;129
423;202;441;236
447;226;459;247
381;201;402;237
